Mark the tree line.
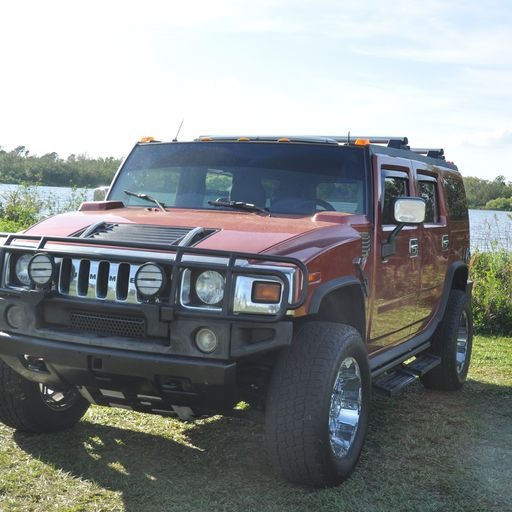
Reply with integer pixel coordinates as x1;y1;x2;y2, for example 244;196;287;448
1;145;512;210
0;145;121;187
463;175;512;210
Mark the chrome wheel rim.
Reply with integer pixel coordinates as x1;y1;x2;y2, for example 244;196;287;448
39;384;80;411
328;357;362;458
456;310;470;375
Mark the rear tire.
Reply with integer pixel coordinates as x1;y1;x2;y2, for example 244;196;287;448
0;360;89;433
265;322;370;487
421;290;473;391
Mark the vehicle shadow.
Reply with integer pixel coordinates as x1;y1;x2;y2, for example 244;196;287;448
13;414;281;511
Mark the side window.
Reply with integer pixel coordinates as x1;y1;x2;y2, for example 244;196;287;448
382;175;409;224
418;180;439;223
443;174;468;220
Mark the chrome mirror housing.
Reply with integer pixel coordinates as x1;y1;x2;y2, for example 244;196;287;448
394;197;426;224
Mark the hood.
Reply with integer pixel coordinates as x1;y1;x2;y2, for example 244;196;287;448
25;206;359;255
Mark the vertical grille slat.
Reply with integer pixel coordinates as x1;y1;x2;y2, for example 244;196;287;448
57;258;153;304
77;260;90;297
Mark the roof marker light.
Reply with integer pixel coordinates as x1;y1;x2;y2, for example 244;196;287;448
238;137;251;141
277;138;290;142
140;136;156;143
354;138;370;146
199;137;213;141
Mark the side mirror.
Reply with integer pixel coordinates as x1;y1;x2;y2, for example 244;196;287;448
382;197;426;259
394;197;426;224
93;186;109;201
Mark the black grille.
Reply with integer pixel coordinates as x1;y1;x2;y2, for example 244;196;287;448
70;311;146;338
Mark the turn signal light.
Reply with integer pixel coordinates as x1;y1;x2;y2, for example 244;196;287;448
252;282;281;303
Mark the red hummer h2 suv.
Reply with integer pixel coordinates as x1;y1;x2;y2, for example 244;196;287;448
0;135;472;487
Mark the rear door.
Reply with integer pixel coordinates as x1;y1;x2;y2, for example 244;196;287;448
369;156;421;352
413;164;449;332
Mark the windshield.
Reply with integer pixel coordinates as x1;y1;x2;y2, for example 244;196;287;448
108;142;367;215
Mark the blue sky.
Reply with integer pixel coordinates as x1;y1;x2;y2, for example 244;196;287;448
1;0;511;179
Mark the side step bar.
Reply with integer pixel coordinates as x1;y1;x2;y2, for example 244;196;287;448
373;352;441;396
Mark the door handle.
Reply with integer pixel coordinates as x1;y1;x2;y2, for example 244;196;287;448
409;238;419;257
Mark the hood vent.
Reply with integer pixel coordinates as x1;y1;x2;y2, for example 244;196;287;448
77;222;216;247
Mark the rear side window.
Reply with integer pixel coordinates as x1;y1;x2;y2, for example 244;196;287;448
418;179;439;223
443;174;468;220
382;175;409;224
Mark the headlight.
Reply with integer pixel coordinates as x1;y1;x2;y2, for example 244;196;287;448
15;254;32;286
195;270;225;305
134;263;165;297
28;253;55;286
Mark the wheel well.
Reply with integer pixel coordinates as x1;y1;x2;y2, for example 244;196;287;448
452;265;468;291
315;285;366;340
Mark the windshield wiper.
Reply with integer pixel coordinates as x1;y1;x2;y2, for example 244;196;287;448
124;190;166;212
208;199;270;216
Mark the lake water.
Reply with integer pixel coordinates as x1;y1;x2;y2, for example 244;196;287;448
0;184;510;252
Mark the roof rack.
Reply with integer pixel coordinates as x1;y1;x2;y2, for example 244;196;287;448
194;135;447;161
411;148;445;160
196;135;339;144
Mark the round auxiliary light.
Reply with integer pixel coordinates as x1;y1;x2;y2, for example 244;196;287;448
15;254;32;286
28;253;55;286
195;328;218;353
134;263;165;297
195;270;225;305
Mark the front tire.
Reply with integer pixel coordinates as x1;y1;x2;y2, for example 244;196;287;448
265;322;370;487
421;289;473;391
0;360;89;433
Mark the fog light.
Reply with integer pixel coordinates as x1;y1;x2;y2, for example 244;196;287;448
28;253;55;286
6;305;25;329
135;263;165;297
195;328;218;353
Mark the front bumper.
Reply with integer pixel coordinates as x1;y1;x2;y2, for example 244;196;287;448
0;331;238;411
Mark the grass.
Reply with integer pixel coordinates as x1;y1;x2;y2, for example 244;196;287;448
0;335;511;512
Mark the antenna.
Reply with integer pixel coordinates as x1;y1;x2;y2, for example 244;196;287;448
172;119;184;142
347;130;351;144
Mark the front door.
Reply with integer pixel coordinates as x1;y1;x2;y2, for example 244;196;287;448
369;157;421;352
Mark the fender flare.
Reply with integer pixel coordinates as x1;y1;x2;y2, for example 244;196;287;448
434;261;469;323
308;276;363;315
